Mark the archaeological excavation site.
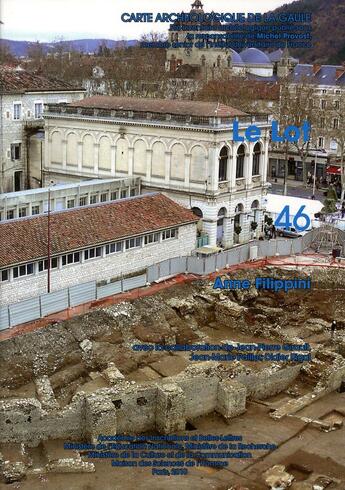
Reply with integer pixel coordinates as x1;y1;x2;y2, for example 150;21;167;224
1;266;345;490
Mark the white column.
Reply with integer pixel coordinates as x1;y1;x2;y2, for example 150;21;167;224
146;149;152;182
94;143;99;175
77;142;82;172
185;153;191;186
244;151;251;187
62;139;67;169
222;217;234;249
262;137;269;185
229;152;236;191
203;203;218;247
128;147;134;175
111;145;116;175
203;219;218;247
165;151;171;184
208;143;219;192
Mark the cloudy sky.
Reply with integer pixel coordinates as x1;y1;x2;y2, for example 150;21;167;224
2;0;295;41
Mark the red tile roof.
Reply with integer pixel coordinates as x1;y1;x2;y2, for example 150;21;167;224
0;67;83;94
68;95;247;118
0;194;198;268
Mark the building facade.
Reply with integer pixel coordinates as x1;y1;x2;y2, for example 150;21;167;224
43;96;270;247
0;193;197;305
0;66;85;193
0;177;140;221
165;1;297;81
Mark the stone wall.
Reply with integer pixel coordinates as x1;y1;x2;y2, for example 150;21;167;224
237;364;302;400
0;361;303;446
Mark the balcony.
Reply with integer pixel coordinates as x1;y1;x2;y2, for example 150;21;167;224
235;178;246;191
251;175;261;187
218;181;229;191
45;104;270;130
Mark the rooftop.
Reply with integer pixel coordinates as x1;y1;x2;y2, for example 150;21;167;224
240;48;272;66
0;66;84;94
291;64;345;86
0;193;198;268
67;95;247;118
0;178;138;200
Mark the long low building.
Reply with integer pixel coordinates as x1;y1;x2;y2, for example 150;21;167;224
0;177;141;221
0;193;198;305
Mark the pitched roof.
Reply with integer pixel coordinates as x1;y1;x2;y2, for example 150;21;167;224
291;64;345;86
0;193;198;268
68;95;247;117
0;66;83;94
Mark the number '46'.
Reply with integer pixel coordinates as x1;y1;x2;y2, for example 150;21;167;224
275;205;311;232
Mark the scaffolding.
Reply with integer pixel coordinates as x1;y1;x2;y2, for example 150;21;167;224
310;224;344;253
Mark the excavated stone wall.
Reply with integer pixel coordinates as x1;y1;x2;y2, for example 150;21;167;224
0;361;302;446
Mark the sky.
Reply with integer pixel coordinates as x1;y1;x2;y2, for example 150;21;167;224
2;0;295;42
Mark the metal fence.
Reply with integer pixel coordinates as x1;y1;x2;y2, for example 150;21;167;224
0;231;320;331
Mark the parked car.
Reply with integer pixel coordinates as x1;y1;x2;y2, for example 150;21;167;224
277;227;303;238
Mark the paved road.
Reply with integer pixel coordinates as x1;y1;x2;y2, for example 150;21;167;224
269;182;325;201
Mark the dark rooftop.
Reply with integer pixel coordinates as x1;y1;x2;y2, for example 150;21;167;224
68;95;247;118
0;66;84;94
291;64;345;86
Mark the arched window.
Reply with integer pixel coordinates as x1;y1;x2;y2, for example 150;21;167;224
216;56;221;67
235;203;244;215
252;142;261;176
236;145;245;179
217;207;227;245
251;200;260;226
227;56;231;68
218;207;226;218
234;204;244;224
201;55;206;67
191;207;203;219
218;146;228;182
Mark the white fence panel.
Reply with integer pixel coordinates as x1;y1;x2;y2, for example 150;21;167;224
0;307;10;331
170;257;187;275
158;260;171;278
69;281;96;307
97;281;122;299
187;256;204;274
40;289;69;317
123;273;147;292
147;265;159;283
204;255;216;274
9;298;41;327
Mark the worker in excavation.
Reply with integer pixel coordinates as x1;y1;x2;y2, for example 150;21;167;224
331;320;337;340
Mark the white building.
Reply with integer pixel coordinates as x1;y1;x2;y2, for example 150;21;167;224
43;95;270;247
0;66;85;193
0;193;197;305
0;177;141;221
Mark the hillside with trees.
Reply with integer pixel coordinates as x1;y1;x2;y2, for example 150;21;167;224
270;0;345;63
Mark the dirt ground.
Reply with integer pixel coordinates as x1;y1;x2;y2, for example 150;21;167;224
1;266;345;489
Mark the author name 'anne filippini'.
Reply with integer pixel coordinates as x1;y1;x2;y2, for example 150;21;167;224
213;277;311;293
